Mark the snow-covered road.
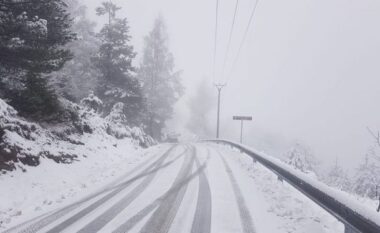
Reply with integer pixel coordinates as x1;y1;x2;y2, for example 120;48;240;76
3;143;343;233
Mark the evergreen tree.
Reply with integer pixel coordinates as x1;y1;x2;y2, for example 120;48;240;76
93;2;143;125
283;143;319;176
352;149;380;199
139;16;183;140
0;0;75;120
186;78;215;139
51;0;100;102
324;159;351;192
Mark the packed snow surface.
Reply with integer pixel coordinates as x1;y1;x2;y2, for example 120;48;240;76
0;141;167;230
1;143;358;233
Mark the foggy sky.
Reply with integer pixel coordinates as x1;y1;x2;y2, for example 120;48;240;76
82;0;380;172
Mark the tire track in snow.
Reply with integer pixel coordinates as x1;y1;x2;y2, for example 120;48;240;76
112;200;157;233
113;146;209;233
191;147;212;233
44;145;182;233
4;147;170;233
7;145;178;233
217;150;256;233
76;146;189;233
138;145;196;233
101;145;172;191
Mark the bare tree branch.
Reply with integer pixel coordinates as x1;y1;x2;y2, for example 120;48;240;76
367;126;380;147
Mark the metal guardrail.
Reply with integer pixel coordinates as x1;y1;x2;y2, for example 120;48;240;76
207;139;380;233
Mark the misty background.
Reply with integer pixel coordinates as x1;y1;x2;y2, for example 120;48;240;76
81;0;380;171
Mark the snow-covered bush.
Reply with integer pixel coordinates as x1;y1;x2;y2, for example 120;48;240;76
104;102;155;147
283;143;319;177
352;163;380;199
352;147;380;199
131;127;155;148
81;91;103;113
323;164;351;192
0;98;52;171
105;102;132;139
0;95;155;173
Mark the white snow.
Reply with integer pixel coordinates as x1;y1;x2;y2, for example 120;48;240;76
0;142;167;231
99;146;188;233
206;146;245;233
0;95;160;231
213;144;343;233
212;140;380;228
3;142;375;233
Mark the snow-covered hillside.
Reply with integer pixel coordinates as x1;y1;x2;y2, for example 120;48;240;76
0;142;167;230
0;96;158;229
0;95;154;173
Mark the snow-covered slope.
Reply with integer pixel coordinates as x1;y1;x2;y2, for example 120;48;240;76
0;96;157;228
0;96;154;173
0;142;167;230
214;144;344;233
210;140;380;229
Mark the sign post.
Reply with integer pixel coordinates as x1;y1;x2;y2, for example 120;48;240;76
233;116;252;144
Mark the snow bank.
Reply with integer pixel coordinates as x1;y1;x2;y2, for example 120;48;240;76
0;95;158;228
0;98;49;171
211;140;380;229
0;96;160;229
0;140;166;230
215;145;343;233
0;96;155;173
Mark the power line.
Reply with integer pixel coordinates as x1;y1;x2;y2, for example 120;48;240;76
212;0;220;82
221;0;240;81
225;0;260;84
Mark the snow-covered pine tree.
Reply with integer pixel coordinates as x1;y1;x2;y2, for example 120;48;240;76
81;91;103;113
51;0;100;102
324;159;351;191
186;78;215;139
352;147;380;199
0;0;75;120
283;143;319;177
351;128;380;199
139;16;183;140
93;2;144;125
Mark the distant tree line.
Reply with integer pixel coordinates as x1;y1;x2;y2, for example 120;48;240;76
284;141;380;203
0;0;183;140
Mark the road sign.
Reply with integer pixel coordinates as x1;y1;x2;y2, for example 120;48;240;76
233;116;252;121
232;116;253;143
